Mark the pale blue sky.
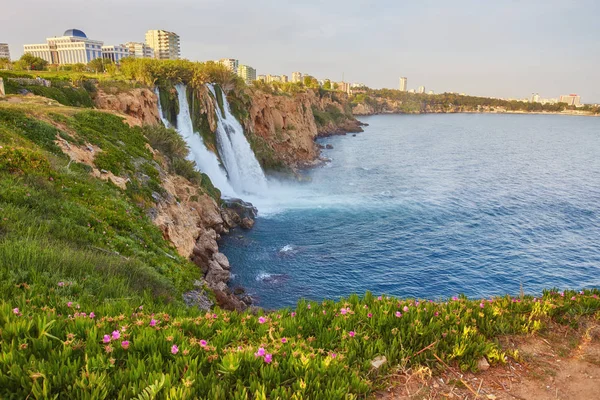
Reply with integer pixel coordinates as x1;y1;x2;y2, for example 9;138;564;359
1;0;599;102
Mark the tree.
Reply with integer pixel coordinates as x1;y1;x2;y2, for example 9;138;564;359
14;53;48;71
323;80;331;90
0;57;12;70
73;63;86;72
88;58;112;73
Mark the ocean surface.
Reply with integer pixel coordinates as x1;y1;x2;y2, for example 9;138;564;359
220;113;600;309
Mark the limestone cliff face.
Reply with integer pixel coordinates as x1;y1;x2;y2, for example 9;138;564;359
247;90;320;168
246;88;363;169
94;88;160;126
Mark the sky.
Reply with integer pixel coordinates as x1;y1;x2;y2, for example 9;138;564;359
1;0;599;102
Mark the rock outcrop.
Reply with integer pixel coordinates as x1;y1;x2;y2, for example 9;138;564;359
94;88;160;126
246;88;363;169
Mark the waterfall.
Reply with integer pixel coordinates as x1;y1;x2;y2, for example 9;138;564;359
208;84;268;195
173;84;236;197
155;87;172;128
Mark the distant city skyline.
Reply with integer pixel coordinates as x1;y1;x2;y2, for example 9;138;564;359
1;0;598;102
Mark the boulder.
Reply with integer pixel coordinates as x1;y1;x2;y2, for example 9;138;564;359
477;357;490;371
223;198;258;219
241;217;255;230
182;289;214;311
326;144;334;149
214;289;246;312
205;261;230;286
213;252;231;270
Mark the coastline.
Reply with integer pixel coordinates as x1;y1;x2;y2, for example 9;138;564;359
353;109;599;117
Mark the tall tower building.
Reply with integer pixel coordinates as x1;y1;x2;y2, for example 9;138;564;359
399;77;407;91
219;58;239;73
237;64;256;84
145;30;180;60
292;72;303;83
0;43;10;60
417;85;425;94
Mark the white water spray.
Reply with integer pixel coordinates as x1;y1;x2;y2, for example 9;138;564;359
173;84;236;197
208;84;268;195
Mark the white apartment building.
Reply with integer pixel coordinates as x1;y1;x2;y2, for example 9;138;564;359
0;43;10;60
560;94;581;106
399;77;407;91
24;29;103;65
237;64;256;85
219;59;239;73
292;72;303;83
417;85;425;94
124;42;154;58
102;45;130;64
145;30;180;60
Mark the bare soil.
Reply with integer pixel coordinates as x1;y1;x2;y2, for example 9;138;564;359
377;319;600;400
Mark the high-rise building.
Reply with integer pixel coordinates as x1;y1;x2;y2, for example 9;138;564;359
417;86;425;94
0;43;10;60
266;74;281;83
281;75;289;83
124;42;154;58
337;81;351;94
530;93;541;103
101;45;130;64
24;29;103;65
219;58;239;73
145;30;180;60
292;72;303;83
237;64;256;85
399;77;407;91
559;94;581;106
257;75;266;82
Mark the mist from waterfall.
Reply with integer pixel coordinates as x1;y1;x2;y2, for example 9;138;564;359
207;84;268;195
154;87;172;128
172;84;236;197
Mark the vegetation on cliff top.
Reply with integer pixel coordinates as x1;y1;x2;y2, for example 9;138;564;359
351;89;600;114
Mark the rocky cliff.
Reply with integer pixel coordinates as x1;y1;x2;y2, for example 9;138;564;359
94;88;161;126
245;88;363;169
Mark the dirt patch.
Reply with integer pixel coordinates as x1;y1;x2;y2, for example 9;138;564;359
377;319;600;399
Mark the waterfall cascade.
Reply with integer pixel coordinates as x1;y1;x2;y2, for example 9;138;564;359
207;84;268;195
155;83;269;199
172;84;236;197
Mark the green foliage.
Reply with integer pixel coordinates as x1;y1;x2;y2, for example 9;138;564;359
157;83;179;127
0;286;598;398
88;58;114;73
13;53;48;71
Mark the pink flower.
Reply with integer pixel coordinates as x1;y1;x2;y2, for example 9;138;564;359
171;345;179;354
121;340;129;349
264;353;272;363
403;306;409;312
434;311;439;316
212;313;218;319
258;316;266;324
340;308;347;315
452;296;458;301
479;303;485;308
307;304;311;309
67;302;73;308
395;311;402;318
367;313;373;318
103;335;111;343
254;347;266;357
58;282;65;287
323;310;326;315
330;352;337;359
348;331;355;337
149;318;157;327
377;296;382;301
138;305;143;310
111;330;120;340
571;296;576;301
281;338;287;343
199;340;207;348
12;308;19;315
290;312;296;317
579;291;584;295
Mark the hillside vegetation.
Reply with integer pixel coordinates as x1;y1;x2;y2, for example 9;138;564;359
1;68;599;399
